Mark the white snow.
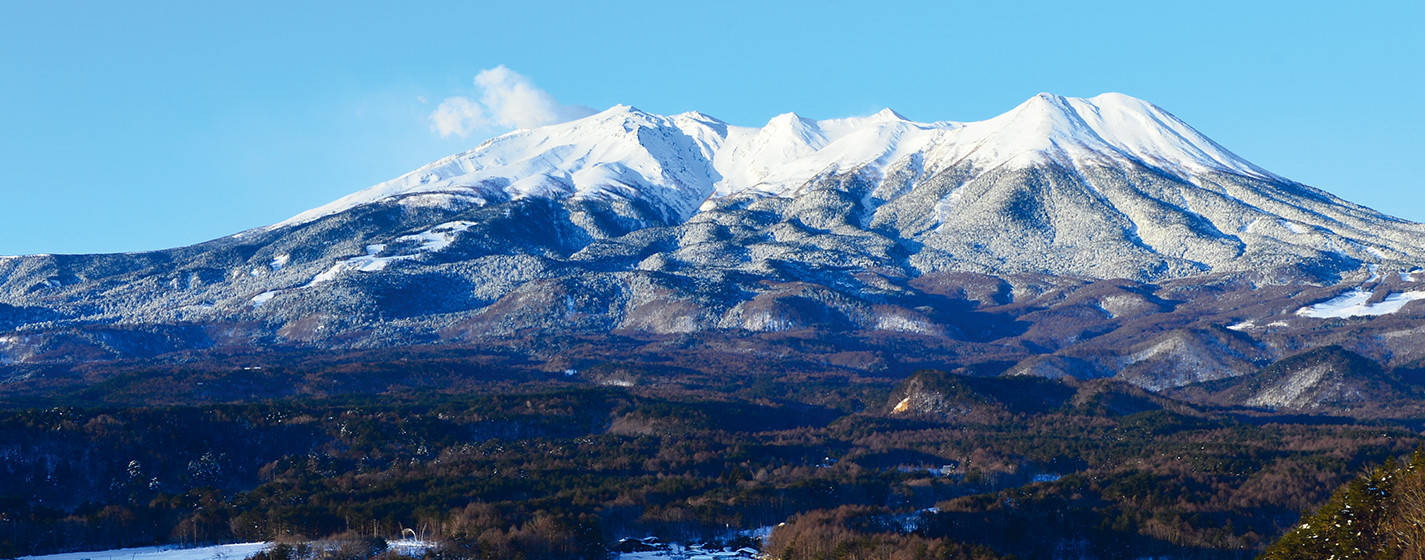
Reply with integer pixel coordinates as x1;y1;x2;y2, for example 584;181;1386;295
20;542;269;560
309;263;348;285
309;253;409;283
1248;364;1330;408
305;221;474;285
20;541;432;560
403;221;474;252
1226;320;1255;331
251;290;280;306
876;314;929;333
272;93;1277;228
269;254;289;271
614;534;765;560
386;538;436;556
1281;220;1308;234
1296;288;1425;318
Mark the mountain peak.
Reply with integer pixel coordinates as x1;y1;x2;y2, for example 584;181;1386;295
275;93;1289;228
765;111;818;128
674;110;724;123
756;112;829;151
957;92;1278;180
603;103;642;114
871;107;908;121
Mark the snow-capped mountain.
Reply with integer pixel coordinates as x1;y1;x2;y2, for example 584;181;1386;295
286;93;1278;226
4;92;1425;401
275;92;1423;280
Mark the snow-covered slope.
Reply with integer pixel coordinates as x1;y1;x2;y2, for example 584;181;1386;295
263;91;1425;283
276;93;1280;228
5;92;1425;392
19;543;270;560
279;106;726;226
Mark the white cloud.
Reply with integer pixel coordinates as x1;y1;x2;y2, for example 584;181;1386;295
429;96;486;138
429;66;595;138
474;66;596;129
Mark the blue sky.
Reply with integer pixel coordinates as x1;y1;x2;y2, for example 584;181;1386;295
1;1;1421;255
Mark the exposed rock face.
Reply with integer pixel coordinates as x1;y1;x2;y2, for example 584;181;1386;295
3;93;1425;400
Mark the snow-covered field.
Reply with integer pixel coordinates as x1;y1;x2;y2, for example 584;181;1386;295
385;539;436;556
1296;288;1425;318
615;545;760;560
18;539;435;560
19;543;269;560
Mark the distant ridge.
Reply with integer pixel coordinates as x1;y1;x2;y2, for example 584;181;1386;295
3;93;1425;396
279;92;1282;228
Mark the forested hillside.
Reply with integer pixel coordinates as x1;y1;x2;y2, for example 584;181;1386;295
1262;449;1425;559
2;357;1420;559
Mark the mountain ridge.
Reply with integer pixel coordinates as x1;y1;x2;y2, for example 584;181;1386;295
273;92;1295;230
4;92;1425;402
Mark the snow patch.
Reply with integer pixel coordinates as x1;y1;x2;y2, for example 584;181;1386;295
306;222;474;285
876;314;929;333
20;542;269;560
1226;320;1255;331
613;532;766;560
404;221;475;252
396;192;487;210
1281;220;1307;234
251;290;280;307
309;263;348;285
387;539;437;556
1296;289;1425;318
269;254;289;271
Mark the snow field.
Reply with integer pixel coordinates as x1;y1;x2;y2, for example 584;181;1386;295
273;93;1274;229
19;542;269;560
1296;288;1425;318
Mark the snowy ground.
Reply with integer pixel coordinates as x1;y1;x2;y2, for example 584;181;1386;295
18;540;435;560
385;539;436;556
613;526;770;560
1296;288;1425;318
19;543;269;560
615;545;761;560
